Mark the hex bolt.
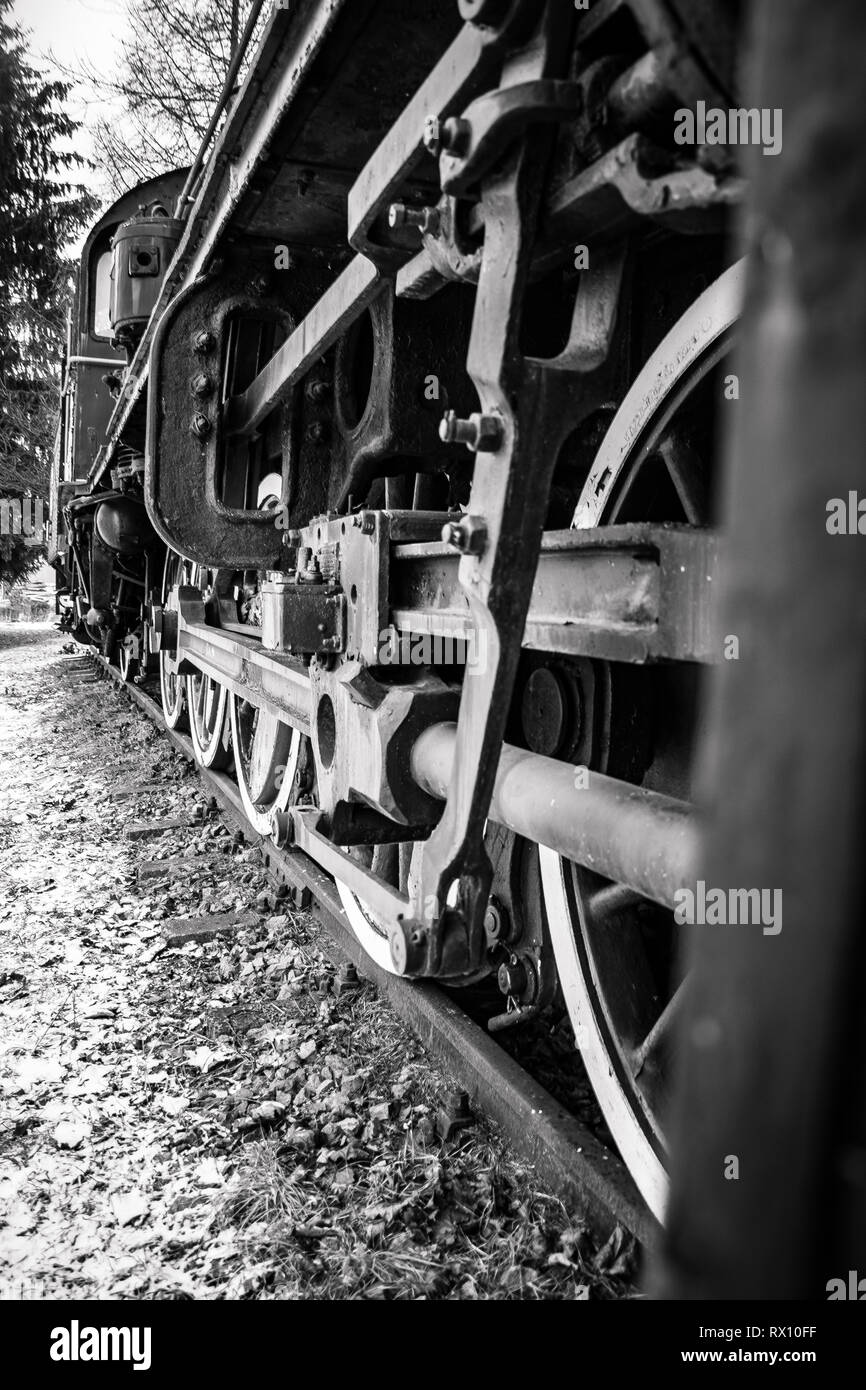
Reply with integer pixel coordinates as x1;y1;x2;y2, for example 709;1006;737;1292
306;421;329;443
190;413;212;440
192;330;214;355
298;557;323;585
439;409;504;452
352;511;376;535
389;203;441;236
306;379;330;403
497;955;529;997
422;114;441;155
484;900;506;943
191;372;214;399
441;516;487;557
251;274;270;296
421;114;471;157
336;961;362;997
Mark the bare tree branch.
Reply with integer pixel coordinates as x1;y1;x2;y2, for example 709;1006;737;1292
67;0;262;194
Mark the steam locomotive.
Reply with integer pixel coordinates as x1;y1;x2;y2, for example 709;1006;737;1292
54;0;863;1298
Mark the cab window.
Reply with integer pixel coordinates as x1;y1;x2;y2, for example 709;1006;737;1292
92;250;113;340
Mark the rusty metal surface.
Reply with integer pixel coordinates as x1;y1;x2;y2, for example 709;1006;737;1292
224;257;380;440
392;525;719;664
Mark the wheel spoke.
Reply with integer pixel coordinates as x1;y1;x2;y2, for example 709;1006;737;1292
657;432;708;525
228;690;299;836
586;882;645;921
631;976;690;1079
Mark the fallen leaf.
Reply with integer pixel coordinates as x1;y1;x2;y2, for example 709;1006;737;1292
185;1045;237;1074
16;1057;65;1089
110;1191;150;1226
157;1094;189;1116
195;1158;225;1188
53;1118;91;1149
250;1100;286;1125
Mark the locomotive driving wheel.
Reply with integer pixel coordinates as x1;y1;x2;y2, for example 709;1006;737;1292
336;844;419;975
228;697;303;836
185;570;231;771
118;638;137;683
159;551;189;732
188;671;231;769
540;261;744;1220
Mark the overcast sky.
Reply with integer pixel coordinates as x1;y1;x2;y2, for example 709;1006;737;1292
13;0;125;72
13;0;128;204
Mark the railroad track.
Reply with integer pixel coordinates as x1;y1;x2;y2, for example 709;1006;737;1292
81;646;657;1250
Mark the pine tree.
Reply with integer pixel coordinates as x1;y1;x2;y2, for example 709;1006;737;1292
0;0;96;584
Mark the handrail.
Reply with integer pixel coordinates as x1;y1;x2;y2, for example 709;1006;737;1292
172;0;269;218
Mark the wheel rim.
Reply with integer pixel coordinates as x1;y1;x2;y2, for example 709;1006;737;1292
228;694;301;836
541;260;744;1221
338;837;495;985
183;565;231;768
159;552;189;731
118;640;136;683
187;671;231;769
337;843;423;975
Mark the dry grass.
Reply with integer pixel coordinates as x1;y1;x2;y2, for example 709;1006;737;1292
209;989;637;1301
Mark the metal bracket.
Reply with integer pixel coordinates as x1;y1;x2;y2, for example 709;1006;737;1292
439;80;583;198
145;261;303;570
413;0;625;976
261;576;347;656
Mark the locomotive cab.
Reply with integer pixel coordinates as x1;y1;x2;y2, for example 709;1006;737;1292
52;170;187;656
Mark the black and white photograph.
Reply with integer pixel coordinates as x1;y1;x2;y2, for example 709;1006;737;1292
0;0;863;1357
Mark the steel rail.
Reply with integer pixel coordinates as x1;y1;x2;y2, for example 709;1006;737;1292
84;648;658;1249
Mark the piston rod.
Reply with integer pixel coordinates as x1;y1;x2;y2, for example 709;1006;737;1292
411;722;697;910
